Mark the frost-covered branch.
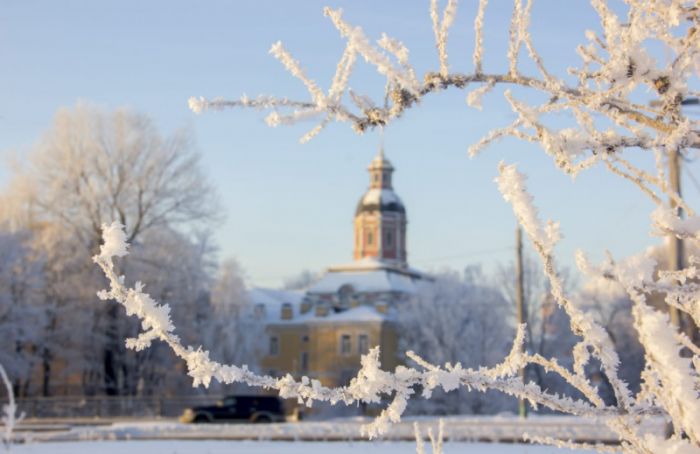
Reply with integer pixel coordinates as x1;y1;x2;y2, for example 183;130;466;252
190;1;699;157
0;364;24;451
497;164;699;452
414;419;445;454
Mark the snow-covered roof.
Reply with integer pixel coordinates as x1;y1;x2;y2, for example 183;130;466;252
248;287;304;322
328;258;426;277
307;268;419;294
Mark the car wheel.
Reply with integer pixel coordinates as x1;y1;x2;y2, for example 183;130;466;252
253;414;272;423
193;414;210;423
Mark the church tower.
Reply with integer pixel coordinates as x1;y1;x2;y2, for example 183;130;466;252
353;147;407;267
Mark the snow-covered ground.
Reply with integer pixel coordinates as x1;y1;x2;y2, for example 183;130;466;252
10;415;664;445
12;440;598;454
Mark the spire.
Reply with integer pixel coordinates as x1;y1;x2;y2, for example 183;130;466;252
378;127;385;159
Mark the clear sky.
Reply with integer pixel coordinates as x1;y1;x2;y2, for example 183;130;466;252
1;1;698;287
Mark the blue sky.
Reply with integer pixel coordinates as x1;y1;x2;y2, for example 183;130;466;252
1;1;698;287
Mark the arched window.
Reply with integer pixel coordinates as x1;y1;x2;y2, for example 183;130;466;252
367;231;374;245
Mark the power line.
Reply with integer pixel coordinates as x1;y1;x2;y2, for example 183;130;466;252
411;246;513;265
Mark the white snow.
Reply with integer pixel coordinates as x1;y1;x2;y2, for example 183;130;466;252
302;305;386;324
308;267;421;295
98;222;129;259
651;206;700;240
495;163;560;255
11;415;663;445
11;440;598;454
359;188;403;207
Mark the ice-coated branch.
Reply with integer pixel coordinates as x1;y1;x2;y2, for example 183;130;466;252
496;164;632;409
430;0;458;77
324;7;421;96
414;420;445;454
495;162;560;255
0;363;24;450
189;1;699;155
472;0;487;74
269;41;326;107
496;165;700;452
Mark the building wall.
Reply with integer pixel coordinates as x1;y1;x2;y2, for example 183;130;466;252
354;211;406;264
261;320;398;388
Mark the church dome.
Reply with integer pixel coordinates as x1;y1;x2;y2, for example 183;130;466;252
355;188;406;215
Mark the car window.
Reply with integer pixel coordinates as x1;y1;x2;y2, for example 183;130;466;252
223;397;236;406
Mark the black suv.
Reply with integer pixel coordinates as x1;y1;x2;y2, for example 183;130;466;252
180;395;285;423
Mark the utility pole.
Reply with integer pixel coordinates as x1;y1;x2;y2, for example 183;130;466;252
668;147;683;330
515;227;528;418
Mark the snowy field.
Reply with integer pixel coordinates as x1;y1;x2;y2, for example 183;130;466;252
12;440;598;454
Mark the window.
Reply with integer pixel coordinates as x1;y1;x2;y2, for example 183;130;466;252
302;335;309;343
367;231;374;245
340;334;351;355
385;230;393;248
269;336;279;356
358;334;369;355
300;352;309;372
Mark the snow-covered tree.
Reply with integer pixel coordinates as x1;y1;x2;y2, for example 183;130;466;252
95;1;700;451
0;231;45;397
1;104;220;396
207;258;264;380
282;269;319;291
400;269;514;415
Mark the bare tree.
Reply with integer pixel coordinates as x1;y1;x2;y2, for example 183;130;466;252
25;103;219;251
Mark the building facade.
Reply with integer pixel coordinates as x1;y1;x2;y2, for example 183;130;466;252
253;148;429;388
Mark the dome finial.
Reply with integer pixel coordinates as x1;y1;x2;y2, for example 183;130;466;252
378;126;385;159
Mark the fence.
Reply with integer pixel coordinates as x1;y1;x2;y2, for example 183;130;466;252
14;395;223;419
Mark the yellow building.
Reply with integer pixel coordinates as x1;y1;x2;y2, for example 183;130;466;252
252;148;429;389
